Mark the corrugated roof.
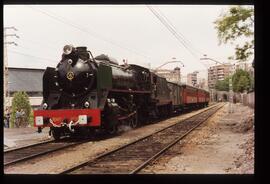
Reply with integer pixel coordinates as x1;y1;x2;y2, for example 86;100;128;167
8;67;45;92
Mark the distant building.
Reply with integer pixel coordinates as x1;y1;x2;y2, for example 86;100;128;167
187;71;198;86
7;67;45;108
155;67;181;84
197;78;207;90
208;63;233;89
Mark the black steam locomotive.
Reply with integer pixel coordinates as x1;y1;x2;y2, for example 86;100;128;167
34;45;209;139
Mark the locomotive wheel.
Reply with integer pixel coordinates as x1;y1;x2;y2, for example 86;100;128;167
107;123;118;135
51;128;61;140
129;112;138;128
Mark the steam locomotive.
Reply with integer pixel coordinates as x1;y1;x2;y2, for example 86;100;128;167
34;45;209;139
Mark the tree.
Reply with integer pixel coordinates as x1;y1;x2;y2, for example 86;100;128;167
214;6;254;62
215;76;230;91
232;69;252;92
10;91;32;128
29;109;34;127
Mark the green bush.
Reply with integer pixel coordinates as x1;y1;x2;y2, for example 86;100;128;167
29;109;34;127
215;76;231;91
10;91;31;128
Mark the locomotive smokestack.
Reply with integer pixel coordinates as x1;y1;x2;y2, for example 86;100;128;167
76;47;89;60
76;46;87;52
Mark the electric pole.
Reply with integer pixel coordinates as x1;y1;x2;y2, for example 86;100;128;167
4;26;19;109
229;77;234;113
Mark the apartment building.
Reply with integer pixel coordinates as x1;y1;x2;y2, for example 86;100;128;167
208;63;233;89
187;71;198;86
156;67;181;84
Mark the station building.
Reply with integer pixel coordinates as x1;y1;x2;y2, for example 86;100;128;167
6;67;45;109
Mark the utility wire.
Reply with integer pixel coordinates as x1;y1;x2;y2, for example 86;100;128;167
152;7;229;70
19;37;60;51
15;44;59;59
43;8;152;58
8;50;58;63
147;5;200;60
26;5;154;62
15;43;58;56
155;7;204;56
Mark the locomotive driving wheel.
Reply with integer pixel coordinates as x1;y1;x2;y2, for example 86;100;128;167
107;122;119;135
129;111;138;128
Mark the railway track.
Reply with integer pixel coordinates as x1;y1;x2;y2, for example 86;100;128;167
4;137;90;166
61;104;224;174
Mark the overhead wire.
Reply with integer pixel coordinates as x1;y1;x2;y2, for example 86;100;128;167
15;43;58;57
147;6;199;59
25;5;154;62
8;49;58;63
10;44;60;65
155;7;205;56
43;8;152;58
15;5;211;69
19;37;60;51
146;5;213;70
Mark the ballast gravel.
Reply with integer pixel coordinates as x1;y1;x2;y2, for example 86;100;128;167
4;104;219;174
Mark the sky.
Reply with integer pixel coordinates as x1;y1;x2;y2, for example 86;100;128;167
4;5;254;80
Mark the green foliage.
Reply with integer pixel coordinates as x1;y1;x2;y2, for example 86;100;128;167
215;76;231;91
10;91;32;128
232;69;252;92
250;75;254;91
235;41;254;61
214;6;254;62
29;109;34;127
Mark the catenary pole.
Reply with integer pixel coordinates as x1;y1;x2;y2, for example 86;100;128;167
4;27;19;109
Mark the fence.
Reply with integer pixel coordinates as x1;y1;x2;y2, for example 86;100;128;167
222;92;254;109
211;90;254;108
242;92;254;109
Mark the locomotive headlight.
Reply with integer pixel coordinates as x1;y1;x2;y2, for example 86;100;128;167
43;103;48;110
84;101;90;108
63;45;73;55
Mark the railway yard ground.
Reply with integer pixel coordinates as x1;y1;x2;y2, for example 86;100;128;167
141;103;254;174
4;102;254;174
4;127;51;150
